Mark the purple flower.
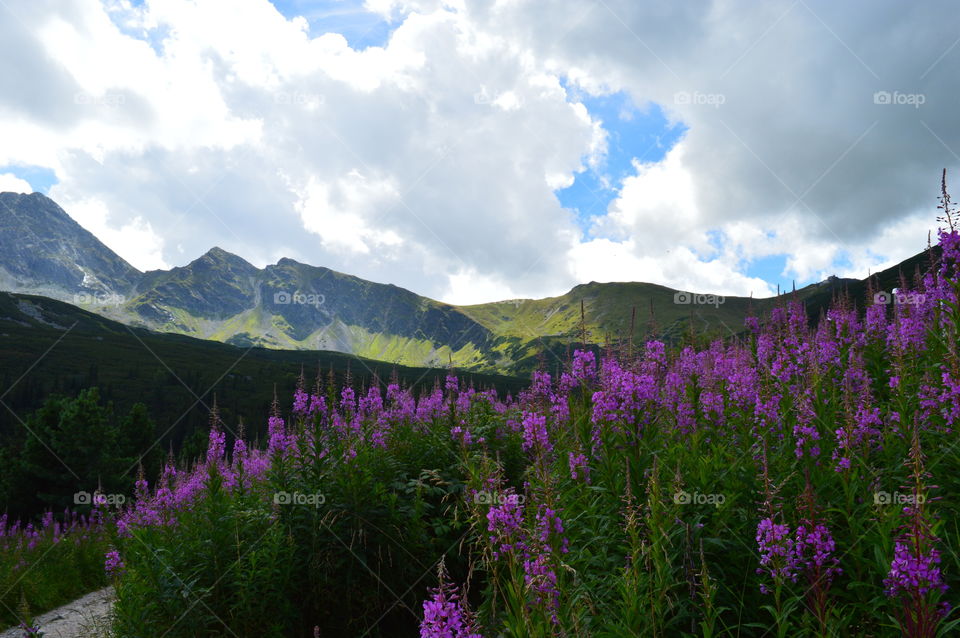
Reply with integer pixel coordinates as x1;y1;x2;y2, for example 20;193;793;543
105;549;125;577
486;491;525;560
884;541;947;597
340;386;356;413
308;393;327;416
568;452;590;483
267;415;292;456
206;427;226;463
17;622;42;637
419;568;481;638
794;523;841;583
444;374;459;396
450;425;473;446
292;387;310;416
521;411;551;454
756;518;799;590
571;349;597;382
519;505;570;621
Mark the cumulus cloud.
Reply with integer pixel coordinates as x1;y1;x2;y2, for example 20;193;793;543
0;0;955;304
468;0;954;283
0;173;33;194
3;0;600;302
53;194;168;271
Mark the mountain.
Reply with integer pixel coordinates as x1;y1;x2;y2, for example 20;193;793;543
0;193;496;368
128;251;494;367
0;192;141;299
0;191;940;374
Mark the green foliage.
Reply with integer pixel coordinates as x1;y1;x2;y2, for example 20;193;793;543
2;390;159;519
113;465;297;638
0;292;525;435
0;516;111;630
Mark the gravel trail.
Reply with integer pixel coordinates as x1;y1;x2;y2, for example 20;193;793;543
0;587;114;638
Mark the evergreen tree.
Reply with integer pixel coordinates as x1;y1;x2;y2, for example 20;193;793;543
119;402;162;482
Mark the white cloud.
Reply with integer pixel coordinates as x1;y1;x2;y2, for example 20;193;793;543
567;142;777;297
0;173;32;194
443;266;521;305
468;0;959;286
0;0;955;307
296;172;404;254
593;143;703;249
568;239;774;297
50;193;168;271
835;211;939;280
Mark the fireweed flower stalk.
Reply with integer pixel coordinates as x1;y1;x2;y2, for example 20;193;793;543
117;413;274;537
521;411;551;455
267;396;295;458
794;521;842;632
791;390;820;459
756;518;799;593
754;443;800;637
753;516;840;638
419;561;482;638
478;470;571;627
104;548;125;578
570;349;598;385
916;219;960;432
522;504;570;623
832;402;884;471
589;354;659;460
883;429;950;637
486;488;526;561
567;451;590;483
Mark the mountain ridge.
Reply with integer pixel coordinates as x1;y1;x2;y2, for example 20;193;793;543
0;192;141;297
0;191;937;374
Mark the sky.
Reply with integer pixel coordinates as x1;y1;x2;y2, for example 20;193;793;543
0;0;957;304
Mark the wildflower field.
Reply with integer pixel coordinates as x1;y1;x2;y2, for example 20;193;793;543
8;209;960;637
93;214;960;636
0;509;110;633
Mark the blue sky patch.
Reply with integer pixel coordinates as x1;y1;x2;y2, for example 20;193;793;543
745;254;790;292
555;80;686;233
103;1;169;56
0;165;58;194
270;0;394;49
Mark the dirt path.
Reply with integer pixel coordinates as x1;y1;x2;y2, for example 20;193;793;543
0;587;114;638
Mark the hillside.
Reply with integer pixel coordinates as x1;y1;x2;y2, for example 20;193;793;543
0;291;526;458
0;192;941;375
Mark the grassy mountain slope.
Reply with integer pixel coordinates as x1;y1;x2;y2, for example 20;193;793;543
0;192;941;375
0;291;527;458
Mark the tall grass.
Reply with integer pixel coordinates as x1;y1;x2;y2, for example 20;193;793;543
0;508;112;632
